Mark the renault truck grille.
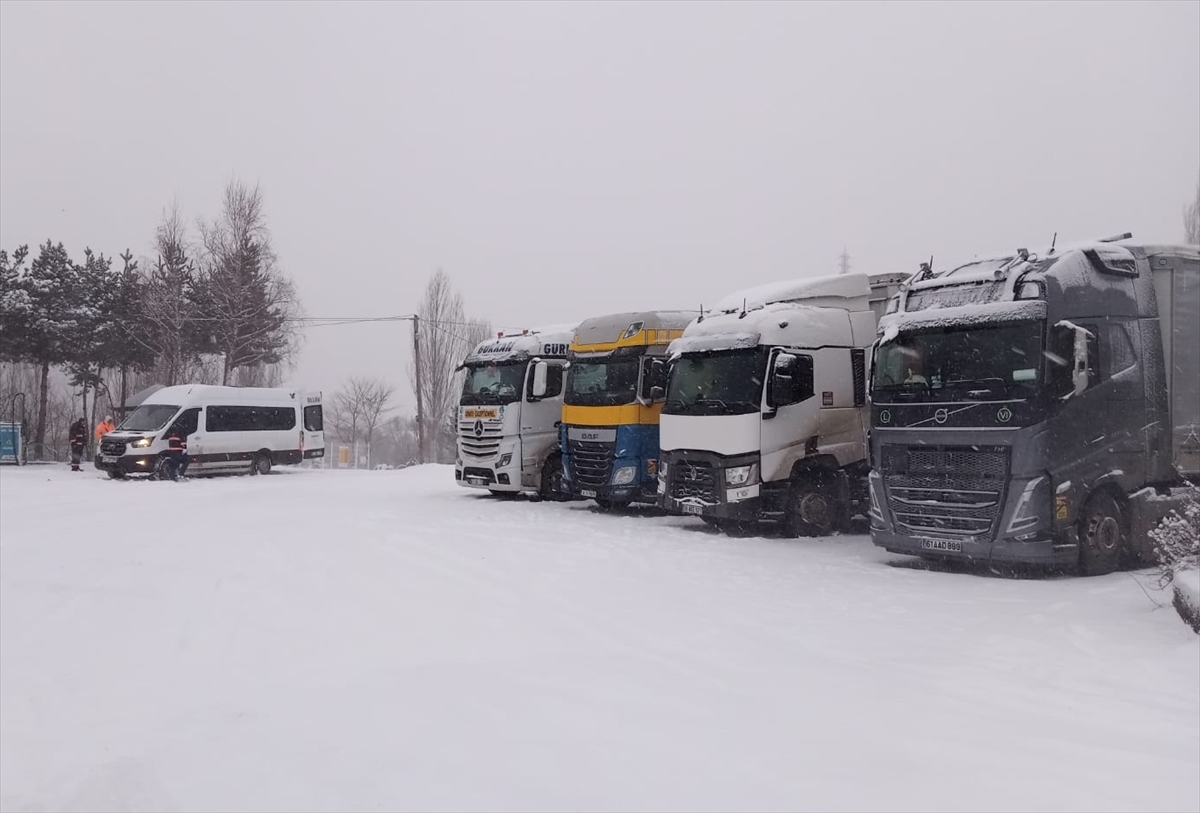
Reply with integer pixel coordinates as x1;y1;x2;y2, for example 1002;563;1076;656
882;445;1009;537
569;439;614;488
670;461;717;502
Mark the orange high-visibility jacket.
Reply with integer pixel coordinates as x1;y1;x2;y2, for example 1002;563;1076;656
94;420;115;440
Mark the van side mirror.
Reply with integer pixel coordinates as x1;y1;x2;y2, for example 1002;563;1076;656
530;360;548;399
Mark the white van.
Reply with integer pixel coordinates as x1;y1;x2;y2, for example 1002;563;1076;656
95;385;325;480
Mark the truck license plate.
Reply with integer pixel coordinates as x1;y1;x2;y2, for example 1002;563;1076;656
681;503;704;515
921;538;963;552
467;476;486;485
580;489;597;498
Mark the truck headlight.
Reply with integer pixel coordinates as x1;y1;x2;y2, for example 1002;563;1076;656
612;466;636;486
725;464;758;486
497;453;512;468
131;436;154;448
1006;475;1049;534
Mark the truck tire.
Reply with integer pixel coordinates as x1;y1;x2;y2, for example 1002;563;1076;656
1078;491;1126;576
539;455;566;501
785;475;839;537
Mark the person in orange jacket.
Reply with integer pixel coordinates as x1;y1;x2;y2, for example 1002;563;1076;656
94;414;115;450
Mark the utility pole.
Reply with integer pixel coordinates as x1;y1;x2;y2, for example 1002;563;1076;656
412;314;425;464
838;247;852;275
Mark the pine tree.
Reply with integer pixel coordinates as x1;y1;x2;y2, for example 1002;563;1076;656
13;241;79;458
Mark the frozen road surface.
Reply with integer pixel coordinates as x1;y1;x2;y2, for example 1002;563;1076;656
1;464;1197;812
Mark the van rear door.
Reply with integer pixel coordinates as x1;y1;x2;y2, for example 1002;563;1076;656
303;400;325;459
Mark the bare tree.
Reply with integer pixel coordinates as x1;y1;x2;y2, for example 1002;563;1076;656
330;377;396;468
196;180;301;385
407;271;494;463
1185;171;1200;244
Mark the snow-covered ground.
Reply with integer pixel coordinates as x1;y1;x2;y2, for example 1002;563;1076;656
1;464;1197;813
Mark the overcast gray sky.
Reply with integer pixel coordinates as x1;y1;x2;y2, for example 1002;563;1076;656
2;0;1197;413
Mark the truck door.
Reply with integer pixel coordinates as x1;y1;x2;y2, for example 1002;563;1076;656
521;361;565;477
760;349;820;482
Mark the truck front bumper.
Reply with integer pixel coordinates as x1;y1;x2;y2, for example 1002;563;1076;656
870;528;1079;566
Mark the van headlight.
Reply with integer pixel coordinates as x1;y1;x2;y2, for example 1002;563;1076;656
725;463;759;486
131;436;154;448
612;467;636;486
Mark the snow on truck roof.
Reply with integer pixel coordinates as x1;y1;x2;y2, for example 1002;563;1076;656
666;272;887;356
570;310;695;352
711;272;876;312
462;325;578;365
670;301;859;357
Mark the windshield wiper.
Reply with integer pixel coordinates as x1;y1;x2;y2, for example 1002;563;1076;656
942;377;1007;399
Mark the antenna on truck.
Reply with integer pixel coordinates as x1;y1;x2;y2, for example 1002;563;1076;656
697;303;704;323
1049;232;1058;254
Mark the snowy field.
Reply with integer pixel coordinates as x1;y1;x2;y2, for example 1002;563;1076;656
1;464;1197;813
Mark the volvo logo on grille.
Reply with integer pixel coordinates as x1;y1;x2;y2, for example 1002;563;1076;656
473;420;484;438
934;408;949;424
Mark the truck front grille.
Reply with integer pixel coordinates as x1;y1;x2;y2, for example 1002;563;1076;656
882;445;1009;538
671;461;717;503
569;439;614;488
458;420;502;458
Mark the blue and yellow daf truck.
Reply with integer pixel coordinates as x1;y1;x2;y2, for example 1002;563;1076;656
560;311;695;508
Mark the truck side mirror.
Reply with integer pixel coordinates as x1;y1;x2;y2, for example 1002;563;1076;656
768;352;814;409
639;358;667;404
530;360;548;399
1072;330;1090;397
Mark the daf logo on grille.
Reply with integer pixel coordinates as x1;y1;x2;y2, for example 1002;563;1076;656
934;408;949;424
473;420;484;438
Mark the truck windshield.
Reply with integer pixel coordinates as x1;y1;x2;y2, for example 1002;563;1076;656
119;404;180;432
663;349;766;415
461;361;527;405
872;321;1043;403
565;359;640;407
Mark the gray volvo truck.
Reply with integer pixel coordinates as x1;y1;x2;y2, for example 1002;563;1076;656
867;237;1199;574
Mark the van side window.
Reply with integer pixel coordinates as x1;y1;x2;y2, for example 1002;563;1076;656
304;405;324;432
207;405;297;432
169;408;201;437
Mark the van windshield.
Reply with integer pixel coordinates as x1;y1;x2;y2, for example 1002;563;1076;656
119;404;180;432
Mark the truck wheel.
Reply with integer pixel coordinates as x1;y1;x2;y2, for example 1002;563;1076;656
785;476;838;537
1078;491;1126;576
539;456;565;501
